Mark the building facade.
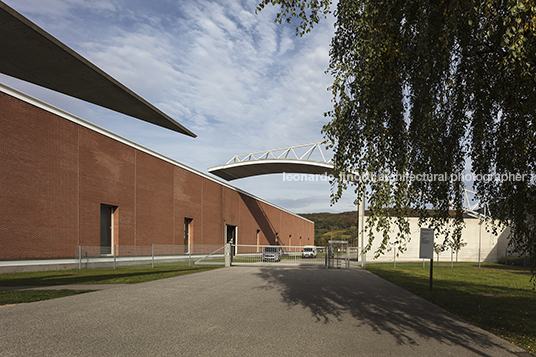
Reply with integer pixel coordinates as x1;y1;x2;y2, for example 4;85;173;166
0;84;314;260
360;216;510;264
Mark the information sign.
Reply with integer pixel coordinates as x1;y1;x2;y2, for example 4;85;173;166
419;228;434;259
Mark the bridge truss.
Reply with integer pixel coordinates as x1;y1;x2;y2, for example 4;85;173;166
209;141;487;217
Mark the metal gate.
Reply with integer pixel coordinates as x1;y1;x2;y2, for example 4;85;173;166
326;240;350;269
230;244;327;267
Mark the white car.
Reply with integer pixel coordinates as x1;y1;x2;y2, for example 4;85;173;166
302;246;317;258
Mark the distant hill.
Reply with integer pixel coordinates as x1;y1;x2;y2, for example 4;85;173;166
299;211;358;246
300;209;471;246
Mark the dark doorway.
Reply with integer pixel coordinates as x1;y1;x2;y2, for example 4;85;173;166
184;218;193;253
100;204;117;255
226;224;237;256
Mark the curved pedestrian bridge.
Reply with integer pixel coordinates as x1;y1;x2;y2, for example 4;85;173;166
208;142;334;181
208;141;487;219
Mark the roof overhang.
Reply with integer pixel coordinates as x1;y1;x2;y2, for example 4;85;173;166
208;160;335;181
0;2;196;137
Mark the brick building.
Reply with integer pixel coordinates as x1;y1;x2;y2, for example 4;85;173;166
0;84;314;259
0;3;313;261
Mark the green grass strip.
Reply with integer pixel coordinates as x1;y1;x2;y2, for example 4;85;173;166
366;262;535;354
0;265;221;305
0;290;91;306
0;265;220;286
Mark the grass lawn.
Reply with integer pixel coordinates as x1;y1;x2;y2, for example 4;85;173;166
366;262;535;354
0;264;220;306
0;290;92;306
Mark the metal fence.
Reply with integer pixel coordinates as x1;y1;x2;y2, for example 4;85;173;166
353;245;534;269
230;245;327;266
72;243;532;270
75;244;226;269
193;245;226;266
326;241;351;269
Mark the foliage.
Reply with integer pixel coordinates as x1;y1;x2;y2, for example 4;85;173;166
258;0;536;275
300;211;357;232
300;211;358;245
256;0;331;35
448;228;468;262
434;242;447;255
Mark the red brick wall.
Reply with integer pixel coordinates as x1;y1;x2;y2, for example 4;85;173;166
237;194;258;246
78;127;136;248
173;166;202;246
135;151;175;247
0;91;314;259
0;92;79;258
199;177;223;247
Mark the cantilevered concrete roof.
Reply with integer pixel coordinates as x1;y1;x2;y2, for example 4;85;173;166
208;160;335;181
0;2;196;137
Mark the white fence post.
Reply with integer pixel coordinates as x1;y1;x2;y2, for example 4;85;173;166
78;246;82;270
152;244;154;268
224;243;232;267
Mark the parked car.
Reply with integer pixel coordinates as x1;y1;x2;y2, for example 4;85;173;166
262;246;282;262
302;245;317;258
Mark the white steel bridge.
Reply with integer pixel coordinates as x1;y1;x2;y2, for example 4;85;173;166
208;141;487;218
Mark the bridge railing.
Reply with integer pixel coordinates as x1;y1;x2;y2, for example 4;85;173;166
226;142;332;165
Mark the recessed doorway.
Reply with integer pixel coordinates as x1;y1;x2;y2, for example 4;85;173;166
226;224;237;256
184;218;193;253
100;204;117;255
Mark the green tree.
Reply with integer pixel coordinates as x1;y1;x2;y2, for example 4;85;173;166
434;242;447;264
258;0;536;275
448;231;468;262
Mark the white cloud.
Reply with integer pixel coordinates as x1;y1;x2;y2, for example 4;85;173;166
1;0;357;213
4;0;116;16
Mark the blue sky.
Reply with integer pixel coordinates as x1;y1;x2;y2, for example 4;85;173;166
1;0;358;213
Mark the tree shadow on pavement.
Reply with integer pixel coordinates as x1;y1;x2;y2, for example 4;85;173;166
255;267;519;356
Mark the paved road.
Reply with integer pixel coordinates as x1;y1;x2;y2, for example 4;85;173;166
0;266;528;356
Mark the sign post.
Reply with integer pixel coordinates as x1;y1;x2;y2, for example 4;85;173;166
419;228;434;291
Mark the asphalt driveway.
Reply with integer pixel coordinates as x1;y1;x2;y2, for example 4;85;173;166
0;266;527;356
